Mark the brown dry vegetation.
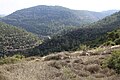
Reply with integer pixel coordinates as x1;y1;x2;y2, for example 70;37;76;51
0;47;120;80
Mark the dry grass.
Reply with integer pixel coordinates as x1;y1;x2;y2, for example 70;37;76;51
73;70;90;77
93;73;105;78
42;52;70;61
83;59;101;65
72;58;83;64
0;47;119;80
0;74;9;80
84;64;100;73
48;61;67;69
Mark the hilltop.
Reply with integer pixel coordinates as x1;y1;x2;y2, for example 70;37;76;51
0;5;118;37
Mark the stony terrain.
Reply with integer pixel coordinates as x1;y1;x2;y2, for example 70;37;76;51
0;46;120;80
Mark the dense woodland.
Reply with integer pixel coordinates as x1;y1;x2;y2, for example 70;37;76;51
0;6;118;38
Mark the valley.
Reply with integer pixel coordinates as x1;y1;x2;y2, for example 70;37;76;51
0;4;120;80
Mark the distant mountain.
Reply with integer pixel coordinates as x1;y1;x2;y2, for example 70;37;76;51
0;22;41;54
0;14;6;17
31;11;120;56
0;5;118;37
101;10;119;15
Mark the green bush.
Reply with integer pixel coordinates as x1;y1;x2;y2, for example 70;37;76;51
0;54;25;65
103;41;115;46
114;38;120;45
13;54;25;59
0;57;19;65
77;44;89;51
105;50;120;73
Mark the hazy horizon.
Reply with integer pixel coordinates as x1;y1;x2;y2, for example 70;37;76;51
0;0;120;15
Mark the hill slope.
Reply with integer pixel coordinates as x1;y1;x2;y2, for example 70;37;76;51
0;46;120;80
0;22;41;54
31;11;120;56
0;5;118;37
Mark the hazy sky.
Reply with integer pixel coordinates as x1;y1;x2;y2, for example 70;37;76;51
0;0;120;15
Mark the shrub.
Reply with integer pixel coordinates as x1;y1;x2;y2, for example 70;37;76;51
84;64;100;73
104;50;120;73
83;59;101;65
62;67;77;79
103;41;115;46
73;70;90;77
13;54;25;59
0;57;19;65
92;47;105;55
93;73;105;78
48;61;61;69
114;38;120;45
77;44;89;51
0;54;25;65
72;59;83;64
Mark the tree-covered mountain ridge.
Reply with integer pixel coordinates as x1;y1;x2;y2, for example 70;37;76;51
31;11;120;56
0;5;119;37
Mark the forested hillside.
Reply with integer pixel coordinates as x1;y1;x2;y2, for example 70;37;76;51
31;11;120;56
0;22;41;55
0;5;118;37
